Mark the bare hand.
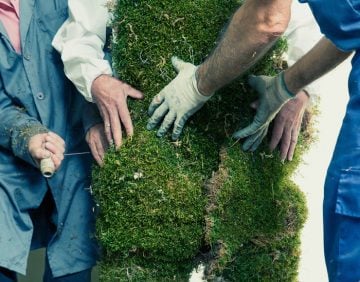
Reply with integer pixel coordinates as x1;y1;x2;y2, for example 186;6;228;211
86;123;109;166
267;90;309;161
91;75;144;148
28;132;65;170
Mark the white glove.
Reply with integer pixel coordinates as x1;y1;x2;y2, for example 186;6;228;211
233;72;295;151
147;56;213;140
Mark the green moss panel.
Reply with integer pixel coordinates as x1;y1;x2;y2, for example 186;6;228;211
92;0;308;281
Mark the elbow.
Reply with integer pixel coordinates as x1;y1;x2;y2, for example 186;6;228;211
256;10;289;42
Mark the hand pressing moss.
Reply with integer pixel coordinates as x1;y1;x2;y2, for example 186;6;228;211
147;57;213;140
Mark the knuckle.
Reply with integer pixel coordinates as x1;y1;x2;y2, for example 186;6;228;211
148;117;157;125
174;123;183;130
164;116;174;123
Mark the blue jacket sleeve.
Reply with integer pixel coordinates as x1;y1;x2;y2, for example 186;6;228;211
82;101;103;135
0;80;48;167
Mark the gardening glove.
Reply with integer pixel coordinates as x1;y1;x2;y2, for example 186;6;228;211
147;56;213;140
233;72;295;151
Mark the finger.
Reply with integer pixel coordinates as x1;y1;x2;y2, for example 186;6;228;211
50;153;62;170
45;135;65;154
89;139;103;166
157;111;176;137
98;104;113;144
171;56;191;72
148;91;166;116
126;85;144;100
287;124;301;161
93;129;106;161
44;142;64;160
172;115;189;140
248;75;267;94
108;105;123;148
232;121;263;140
95;138;105;166
147;102;169;130
269;116;286;151
242;127;266;151
116;99;134;137
32;147;51;161
47;132;65;148
250;127;268;152
280;127;292;161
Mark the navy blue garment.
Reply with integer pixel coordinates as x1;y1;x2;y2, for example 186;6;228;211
0;0;102;278
0;267;17;282
299;0;360;280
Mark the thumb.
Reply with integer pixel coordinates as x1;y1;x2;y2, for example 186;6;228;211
232;122;262;140
171;56;191;72
248;75;269;95
32;148;51;161
127;87;144;100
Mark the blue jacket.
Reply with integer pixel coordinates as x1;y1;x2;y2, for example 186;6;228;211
299;0;360;281
0;0;101;277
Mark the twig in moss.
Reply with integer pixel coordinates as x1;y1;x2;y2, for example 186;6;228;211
139;51;149;64
172;17;185;27
229;137;241;148
259;151;273;160
126;23;138;41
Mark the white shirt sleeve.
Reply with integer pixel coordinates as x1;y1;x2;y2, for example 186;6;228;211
284;1;323;101
52;0;113;102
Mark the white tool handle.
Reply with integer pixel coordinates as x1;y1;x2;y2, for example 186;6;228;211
40;157;55;178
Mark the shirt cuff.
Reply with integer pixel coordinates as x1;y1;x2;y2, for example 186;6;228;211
12;123;49;167
82;63;113;103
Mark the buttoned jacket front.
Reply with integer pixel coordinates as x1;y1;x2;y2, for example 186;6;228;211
0;0;100;277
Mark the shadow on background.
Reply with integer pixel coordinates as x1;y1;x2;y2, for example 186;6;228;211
17;249;99;282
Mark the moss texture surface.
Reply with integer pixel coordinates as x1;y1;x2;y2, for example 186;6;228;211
92;0;309;281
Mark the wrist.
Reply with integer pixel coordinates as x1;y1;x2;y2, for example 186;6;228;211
85;65;113;103
296;90;311;106
283;70;302;95
279;72;295;97
92;74;110;89
91;74;112;100
191;70;213;102
195;65;215;97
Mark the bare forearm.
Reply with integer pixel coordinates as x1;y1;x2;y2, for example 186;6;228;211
284;37;353;94
197;0;292;95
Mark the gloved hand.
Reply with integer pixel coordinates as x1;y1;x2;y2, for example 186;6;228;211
147;56;213;140
233;72;295;151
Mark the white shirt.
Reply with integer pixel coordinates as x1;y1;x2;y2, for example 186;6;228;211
52;0;113;102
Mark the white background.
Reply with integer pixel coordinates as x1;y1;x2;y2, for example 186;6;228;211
296;56;351;281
